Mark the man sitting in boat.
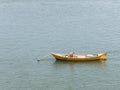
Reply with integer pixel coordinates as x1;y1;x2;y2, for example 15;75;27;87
69;52;75;57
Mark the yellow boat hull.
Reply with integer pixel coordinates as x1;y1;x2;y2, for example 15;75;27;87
51;52;107;61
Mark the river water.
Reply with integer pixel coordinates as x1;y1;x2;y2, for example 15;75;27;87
0;0;120;90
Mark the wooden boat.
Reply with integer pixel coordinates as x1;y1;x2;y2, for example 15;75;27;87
51;52;107;61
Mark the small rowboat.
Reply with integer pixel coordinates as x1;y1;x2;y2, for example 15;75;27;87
51;52;107;61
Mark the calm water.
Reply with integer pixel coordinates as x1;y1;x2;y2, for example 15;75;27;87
0;0;120;90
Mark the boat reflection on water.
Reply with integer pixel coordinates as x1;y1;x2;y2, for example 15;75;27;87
53;59;106;66
53;59;107;76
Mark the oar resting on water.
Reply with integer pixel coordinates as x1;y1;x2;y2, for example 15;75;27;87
36;54;49;62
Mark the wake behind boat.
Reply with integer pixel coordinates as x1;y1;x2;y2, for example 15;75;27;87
51;52;107;61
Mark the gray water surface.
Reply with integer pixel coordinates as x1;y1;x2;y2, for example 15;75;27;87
0;0;120;90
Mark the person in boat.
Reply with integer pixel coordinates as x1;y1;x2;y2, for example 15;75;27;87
69;52;75;57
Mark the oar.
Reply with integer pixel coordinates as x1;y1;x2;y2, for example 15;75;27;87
36;54;49;62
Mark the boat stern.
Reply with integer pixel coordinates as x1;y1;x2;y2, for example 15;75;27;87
98;53;107;60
